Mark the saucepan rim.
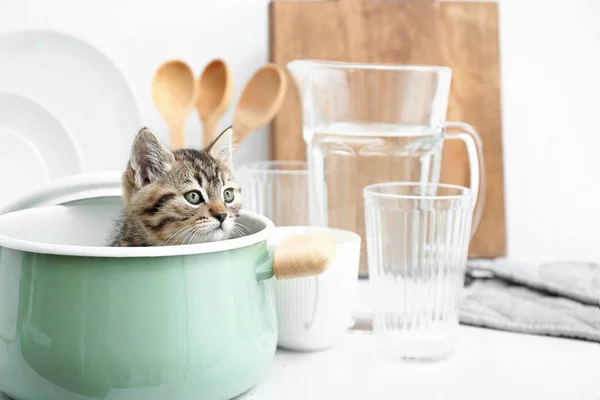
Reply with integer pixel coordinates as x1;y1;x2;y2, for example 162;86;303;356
0;207;274;258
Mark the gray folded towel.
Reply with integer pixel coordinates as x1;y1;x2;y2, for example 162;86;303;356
460;259;600;343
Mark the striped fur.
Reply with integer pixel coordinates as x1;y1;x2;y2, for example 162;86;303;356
109;126;242;247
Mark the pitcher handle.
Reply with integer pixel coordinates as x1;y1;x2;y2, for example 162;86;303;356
443;121;487;238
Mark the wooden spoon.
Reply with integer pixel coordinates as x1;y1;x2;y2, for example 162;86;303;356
152;59;198;149
233;63;287;144
196;59;234;148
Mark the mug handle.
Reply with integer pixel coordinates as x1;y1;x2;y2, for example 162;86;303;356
255;232;336;281
443;121;487;237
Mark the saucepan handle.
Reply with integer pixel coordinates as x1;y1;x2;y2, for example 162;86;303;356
255;232;336;281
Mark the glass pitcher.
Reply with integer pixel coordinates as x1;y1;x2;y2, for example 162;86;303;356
287;60;486;275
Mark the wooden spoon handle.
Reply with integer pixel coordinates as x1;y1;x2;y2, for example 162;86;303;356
273;232;337;280
168;121;186;149
202;118;219;149
232;121;250;147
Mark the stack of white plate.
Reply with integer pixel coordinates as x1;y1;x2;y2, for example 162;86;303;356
0;29;141;209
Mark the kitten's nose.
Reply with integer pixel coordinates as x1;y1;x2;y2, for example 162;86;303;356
214;213;227;224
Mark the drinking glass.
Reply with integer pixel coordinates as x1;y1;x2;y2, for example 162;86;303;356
363;182;474;361
237;161;309;226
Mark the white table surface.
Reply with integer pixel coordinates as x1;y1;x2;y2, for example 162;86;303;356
239;326;600;400
0;326;597;400
240;280;600;399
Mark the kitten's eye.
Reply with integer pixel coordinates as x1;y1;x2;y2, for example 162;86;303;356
223;188;235;203
184;190;204;205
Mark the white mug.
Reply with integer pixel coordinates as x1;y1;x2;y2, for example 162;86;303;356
268;226;361;351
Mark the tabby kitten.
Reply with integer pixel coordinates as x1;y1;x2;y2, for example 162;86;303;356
109;126;242;247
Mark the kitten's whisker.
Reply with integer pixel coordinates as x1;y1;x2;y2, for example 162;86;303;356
230;225;242;237
163;228;184;245
202;227;215;243
187;226;206;245
231;225;246;238
232;221;251;236
165;224;193;243
180;229;192;245
163;229;183;246
233;221;247;234
166;226;193;245
197;227;210;243
166;224;196;245
190;227;204;245
182;226;199;245
199;228;210;243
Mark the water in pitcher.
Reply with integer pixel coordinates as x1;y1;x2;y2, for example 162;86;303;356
306;122;445;274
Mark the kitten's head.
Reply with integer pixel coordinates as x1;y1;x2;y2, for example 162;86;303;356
122;126;242;245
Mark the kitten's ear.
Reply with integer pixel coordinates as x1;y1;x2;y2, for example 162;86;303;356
129;127;174;187
208;126;234;168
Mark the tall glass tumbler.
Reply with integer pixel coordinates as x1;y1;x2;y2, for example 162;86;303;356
237;161;309;226
363;183;474;361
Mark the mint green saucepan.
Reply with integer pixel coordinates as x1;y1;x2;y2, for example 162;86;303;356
0;192;331;400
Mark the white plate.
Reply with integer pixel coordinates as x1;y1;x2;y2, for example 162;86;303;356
0;127;50;205
0;92;83;181
0;29;141;172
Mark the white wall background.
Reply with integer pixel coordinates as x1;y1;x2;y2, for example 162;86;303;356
1;0;599;264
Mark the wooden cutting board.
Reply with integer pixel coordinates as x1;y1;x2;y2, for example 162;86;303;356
269;0;506;275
